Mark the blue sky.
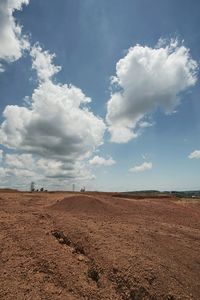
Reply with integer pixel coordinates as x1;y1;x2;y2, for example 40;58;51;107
0;0;200;191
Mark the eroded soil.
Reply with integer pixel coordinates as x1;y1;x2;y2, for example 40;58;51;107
0;191;200;299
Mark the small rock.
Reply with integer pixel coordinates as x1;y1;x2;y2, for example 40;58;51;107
77;255;85;262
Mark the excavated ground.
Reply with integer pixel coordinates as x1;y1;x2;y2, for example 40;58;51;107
0;191;200;299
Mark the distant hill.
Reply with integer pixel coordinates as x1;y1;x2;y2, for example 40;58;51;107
0;188;20;193
123;190;200;198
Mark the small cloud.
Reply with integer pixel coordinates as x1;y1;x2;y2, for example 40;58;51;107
142;153;148;160
129;161;152;172
89;155;116;166
188;150;200;159
139;121;153;128
30;44;61;81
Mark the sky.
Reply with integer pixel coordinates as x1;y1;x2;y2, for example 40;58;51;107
0;0;200;191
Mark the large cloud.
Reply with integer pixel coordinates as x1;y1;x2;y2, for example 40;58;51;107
106;40;198;143
0;45;106;186
0;0;29;71
0;150;95;190
5;152;92;179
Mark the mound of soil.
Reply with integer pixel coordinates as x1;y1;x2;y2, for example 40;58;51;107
50;195;111;215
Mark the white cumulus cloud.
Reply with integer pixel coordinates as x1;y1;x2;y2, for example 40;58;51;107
188;150;200;159
0;0;29;71
5;153;34;169
30;44;61;81
0;152;95;190
129;161;152;172
0;44;106;186
89;155;116;166
106;39;198;143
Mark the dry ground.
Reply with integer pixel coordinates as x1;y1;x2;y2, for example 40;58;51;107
0;191;200;299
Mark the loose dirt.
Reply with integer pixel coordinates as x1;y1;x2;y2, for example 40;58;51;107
0;191;200;299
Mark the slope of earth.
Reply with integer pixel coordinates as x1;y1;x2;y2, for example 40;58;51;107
0;192;200;300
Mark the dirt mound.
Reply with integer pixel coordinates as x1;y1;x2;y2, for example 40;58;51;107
50;194;111;215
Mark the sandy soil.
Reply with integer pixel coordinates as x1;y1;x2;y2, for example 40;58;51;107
0;191;200;299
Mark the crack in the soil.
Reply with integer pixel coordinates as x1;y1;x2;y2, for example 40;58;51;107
87;265;100;283
51;230;71;246
51;229;101;285
108;269;177;300
51;230;177;299
108;269;157;300
51;230;85;254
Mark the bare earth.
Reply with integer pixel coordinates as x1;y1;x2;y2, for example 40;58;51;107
0;191;200;300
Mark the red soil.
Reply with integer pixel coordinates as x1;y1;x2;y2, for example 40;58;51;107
51;195;113;215
0;192;200;299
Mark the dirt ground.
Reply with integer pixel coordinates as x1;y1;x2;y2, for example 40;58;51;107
0;191;200;300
